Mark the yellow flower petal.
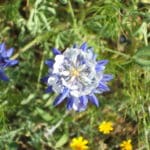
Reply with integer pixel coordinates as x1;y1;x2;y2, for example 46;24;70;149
70;136;89;150
120;139;133;150
98;121;113;134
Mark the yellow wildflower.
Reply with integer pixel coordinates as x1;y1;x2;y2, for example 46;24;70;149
120;139;133;150
70;136;89;150
98;121;113;134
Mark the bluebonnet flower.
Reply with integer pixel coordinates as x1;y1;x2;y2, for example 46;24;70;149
42;43;113;112
0;43;18;81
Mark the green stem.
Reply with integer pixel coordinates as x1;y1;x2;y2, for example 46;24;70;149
142;106;150;150
12;38;38;59
105;48;131;59
68;0;77;29
44;111;69;137
36;46;46;91
12;33;50;59
0;128;24;140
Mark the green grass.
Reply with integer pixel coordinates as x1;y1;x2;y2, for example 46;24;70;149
0;0;150;149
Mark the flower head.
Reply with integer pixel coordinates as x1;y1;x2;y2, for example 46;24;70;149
42;43;113;111
70;136;89;150
0;43;18;81
98;121;113;134
120;139;133;150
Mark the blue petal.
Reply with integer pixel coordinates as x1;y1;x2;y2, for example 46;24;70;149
76;96;88;112
76;54;86;65
10;60;18;66
97;60;109;66
80;42;87;51
66;96;74;110
102;74;113;82
41;76;49;83
0;43;2;51
53;88;69;106
73;44;77;48
0;70;9;81
88;94;99;107
6;48;14;57
0;43;6;53
5;60;18;67
98;82;110;92
45;86;53;93
87;47;95;59
95;60;108;72
45;59;54;68
52;48;61;55
80;96;88;106
1;51;7;58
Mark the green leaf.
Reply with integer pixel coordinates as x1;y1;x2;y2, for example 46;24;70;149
55;134;68;148
133;46;150;66
74;0;85;4
21;94;35;105
7;142;18;150
59;0;68;4
35;108;53;122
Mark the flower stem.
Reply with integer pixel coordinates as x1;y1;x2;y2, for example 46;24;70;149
36;49;46;91
68;0;77;29
105;48;131;59
44;111;69;138
12;38;38;59
142;106;150;150
12;32;50;59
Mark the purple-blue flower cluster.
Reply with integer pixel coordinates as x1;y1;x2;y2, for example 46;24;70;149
42;43;113;111
0;43;18;81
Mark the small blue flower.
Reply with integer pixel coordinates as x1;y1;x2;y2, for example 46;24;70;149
42;43;113;112
0;43;18;81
